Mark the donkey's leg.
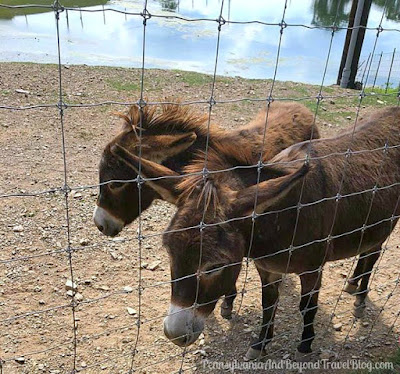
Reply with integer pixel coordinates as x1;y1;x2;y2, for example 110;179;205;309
220;284;237;319
245;268;282;360
344;256;365;294
297;270;322;357
353;246;381;318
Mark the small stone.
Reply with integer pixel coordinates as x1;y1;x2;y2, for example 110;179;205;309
123;286;133;293
34;286;42;292
101;365;108;370
346;116;352;120
81;362;87;368
99;285;110;291
377;100;384;104
199;338;205;346
127;307;137;315
66;290;74;297
39;300;45;305
333;323;342;331
329;100;335;104
15;89;29;95
65;279;78;292
79;238;89;246
15;356;25;364
13;225;24;232
193;349;207;357
75;293;84;301
70;191;82;199
141;262;149;269
38;364;45;370
148;260;161;271
362;321;369;327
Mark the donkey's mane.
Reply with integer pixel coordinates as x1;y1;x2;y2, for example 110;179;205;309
177;148;236;216
116;103;211;136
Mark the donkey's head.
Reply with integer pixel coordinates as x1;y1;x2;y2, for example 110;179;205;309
110;143;309;346
94;104;207;236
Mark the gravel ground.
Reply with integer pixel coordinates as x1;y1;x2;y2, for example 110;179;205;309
0;63;399;374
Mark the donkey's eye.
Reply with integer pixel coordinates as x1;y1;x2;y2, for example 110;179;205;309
109;182;125;190
202;264;226;276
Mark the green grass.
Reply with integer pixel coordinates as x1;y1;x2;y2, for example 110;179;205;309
348;349;400;374
172;70;231;86
106;79;140;92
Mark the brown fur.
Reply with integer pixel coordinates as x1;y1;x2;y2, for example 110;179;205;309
96;101;319;230
116;107;400;354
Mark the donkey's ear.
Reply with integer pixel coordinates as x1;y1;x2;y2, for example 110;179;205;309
110;144;181;205
230;162;309;217
140;132;197;159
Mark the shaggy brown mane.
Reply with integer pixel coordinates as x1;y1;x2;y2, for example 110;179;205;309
176;148;234;216
115;103;210;135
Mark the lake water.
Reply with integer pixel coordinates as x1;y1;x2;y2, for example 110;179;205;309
0;0;399;85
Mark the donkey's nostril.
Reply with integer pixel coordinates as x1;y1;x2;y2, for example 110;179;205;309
97;224;104;233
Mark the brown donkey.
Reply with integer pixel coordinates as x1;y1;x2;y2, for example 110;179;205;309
110;107;400;359
94;101;319;237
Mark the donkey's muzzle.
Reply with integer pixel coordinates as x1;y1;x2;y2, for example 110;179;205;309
163;304;205;347
93;206;124;237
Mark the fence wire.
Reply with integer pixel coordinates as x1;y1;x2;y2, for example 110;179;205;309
1;1;400;373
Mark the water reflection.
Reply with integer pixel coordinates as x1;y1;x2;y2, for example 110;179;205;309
159;0;179;11
0;0;399;85
0;1;108;19
311;0;400;27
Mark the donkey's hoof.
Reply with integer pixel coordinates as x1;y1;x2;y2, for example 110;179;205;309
344;282;358;295
244;347;266;361
220;306;232;319
352;304;366;318
295;350;313;362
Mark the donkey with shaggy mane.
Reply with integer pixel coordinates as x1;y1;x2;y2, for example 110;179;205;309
110;107;400;359
94;101;319;237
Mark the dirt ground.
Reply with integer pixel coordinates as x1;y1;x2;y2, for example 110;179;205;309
0;63;399;374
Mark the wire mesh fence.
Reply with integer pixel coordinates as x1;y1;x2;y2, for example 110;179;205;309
356;48;400;90
1;1;400;374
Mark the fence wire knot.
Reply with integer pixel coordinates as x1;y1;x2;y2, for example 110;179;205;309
208;96;216;107
266;95;274;104
256;160;263;173
53;1;64;15
217;16;226;31
201;167;209;181
57;100;67;112
251;211;258;222
376;25;384;35
316;93;324;102
62;184;71;194
136;174;144;187
140;9;151;25
279;20;287;34
137;98;147;109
